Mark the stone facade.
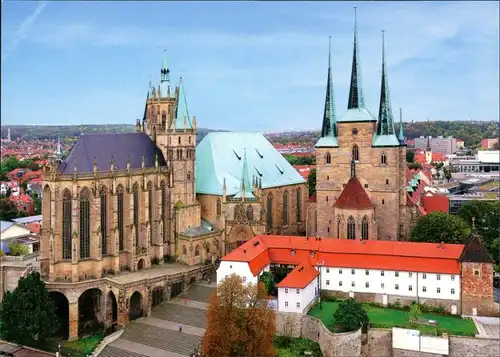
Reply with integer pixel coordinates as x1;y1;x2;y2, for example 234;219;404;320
315;121;409;241
449;336;500;357
461;262;498;316
361;329;392;357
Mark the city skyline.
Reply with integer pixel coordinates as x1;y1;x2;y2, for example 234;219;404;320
1;1;499;131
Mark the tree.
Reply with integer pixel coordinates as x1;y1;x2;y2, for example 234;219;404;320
458;201;500;269
406;151;415;163
0;198;21;220
7;242;29;256
411;212;470;244
203;274;276;357
0;271;58;347
32;192;42;214
333;298;369;332
443;166;452;182
259;271;276;296
307;168;316;197
408;163;422;170
408;303;422;324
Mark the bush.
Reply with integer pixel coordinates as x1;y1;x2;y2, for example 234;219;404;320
8;242;29;256
151;257;160;265
333;298;369;332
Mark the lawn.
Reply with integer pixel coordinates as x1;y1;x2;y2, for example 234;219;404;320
42;334;104;357
308;301;477;336
274;337;322;357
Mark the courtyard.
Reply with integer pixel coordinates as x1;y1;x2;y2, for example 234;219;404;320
308;301;477;336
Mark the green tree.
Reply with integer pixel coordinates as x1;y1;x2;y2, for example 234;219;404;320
259;271;276;296
333;298;369;332
7;242;30;256
307;168;316;197
406;151;415;163
0;271;58;347
408;163;422;170
20;181;28;192
443;166;452;182
0;198;21;220
411;212;470;244
408;303;422;324
32;192;42;214
458;201;500;269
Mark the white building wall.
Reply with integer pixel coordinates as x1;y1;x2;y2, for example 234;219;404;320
301;277;318;310
320;267;460;301
278;286;303;313
217;261;268;286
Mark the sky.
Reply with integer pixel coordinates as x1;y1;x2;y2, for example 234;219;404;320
1;1;499;131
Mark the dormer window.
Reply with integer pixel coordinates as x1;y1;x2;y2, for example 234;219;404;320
291;249;296;256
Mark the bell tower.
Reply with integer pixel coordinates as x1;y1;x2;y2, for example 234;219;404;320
143;50;197;207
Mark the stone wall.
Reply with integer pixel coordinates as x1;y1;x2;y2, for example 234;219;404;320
361;329;392;357
0;265;27;301
276;312;362;357
392;349;444;357
449;336;500;357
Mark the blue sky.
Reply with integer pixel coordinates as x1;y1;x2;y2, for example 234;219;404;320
1;1;498;131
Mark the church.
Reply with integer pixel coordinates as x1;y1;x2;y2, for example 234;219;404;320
39;51;307;283
310;12;413;241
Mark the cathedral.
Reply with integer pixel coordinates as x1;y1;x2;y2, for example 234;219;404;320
39;51;307;283
311;13;411;241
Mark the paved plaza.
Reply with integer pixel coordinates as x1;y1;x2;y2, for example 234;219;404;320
100;279;215;357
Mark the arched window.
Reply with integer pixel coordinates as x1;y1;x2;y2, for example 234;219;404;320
347;216;356;240
187;171;191;180
352;145;359;161
205;244;210;254
267;194;273;229
117;185;124;251
79;188;91;259
182;245;187;255
296;188;302;222
336;215;341;238
179;149;183;160
100;186;108;255
161;111;166;127
133;183;139;248
216;198;222;217
189;136;192;144
195;245;200;256
62;189;72;260
148;182;154;242
282;190;289;225
381;152;387;165
361;216;369;240
246;205;254;220
325;152;331;164
178;136;181;144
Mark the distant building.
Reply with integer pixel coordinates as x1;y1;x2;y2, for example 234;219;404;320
293;165;313;180
456;139;464;150
481;138;499;150
448;194;498;214
414;136;456;155
450;150;499;173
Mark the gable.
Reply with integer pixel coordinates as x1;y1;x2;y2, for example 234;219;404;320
196;132;305;195
0;223;31;240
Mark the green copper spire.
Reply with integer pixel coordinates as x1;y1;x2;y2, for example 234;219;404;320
173;77;193;129
376;30;396;136
161;49;170;83
347;7;365;109
234;148;255;199
321;36;337;138
398;108;405;144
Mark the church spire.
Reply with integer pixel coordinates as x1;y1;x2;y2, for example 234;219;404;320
161;49;170;83
142;79;151;129
398;108;405;144
376;30;396;136
347;7;365;109
321;36;337;138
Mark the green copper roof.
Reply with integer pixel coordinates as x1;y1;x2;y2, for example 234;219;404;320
315;136;339;148
320;37;337;138
196;132;305;195
372;133;400;147
172;78;193;129
405;186;414;192
159;50;171;98
337;107;376;123
347;7;365;110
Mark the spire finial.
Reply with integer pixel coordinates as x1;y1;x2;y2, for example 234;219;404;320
376;30;396;137
347;6;364;109
321;36;337;138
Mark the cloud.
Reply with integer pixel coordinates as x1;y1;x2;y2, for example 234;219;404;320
2;1;48;61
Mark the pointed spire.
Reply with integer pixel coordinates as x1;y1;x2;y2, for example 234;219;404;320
398;108;405;143
321;36;337;138
55;137;63;161
426;136;431;151
173;77;193;129
143;79;151;126
240;148;252;196
161;49;170;83
376;30;396;136
347;7;365;109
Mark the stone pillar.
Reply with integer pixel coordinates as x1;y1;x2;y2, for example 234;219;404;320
68;301;79;341
117;289;129;328
146;287;152;316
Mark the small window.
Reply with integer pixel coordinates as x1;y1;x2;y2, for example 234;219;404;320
327;175;329;181
178;136;181;144
296;302;300;308
395;271;399;277
364;184;369;188
326;280;330;286
285;288;288;294
381;283;385;289
326;268;330;273
437;274;441;281
437;287;441;294
351;281;355;287
326;196;328;202
382;199;385;205
381;271;385;276
291;249;296;256
381;152;387;165
451;275;455;281
423;273;427;279
409;285;413;291
474;270;480;276
230;265;232;269
339;281;343;286
365;270;369;275
325;152;331;164
422;286;427;292
451;288;455;295
327;227;330;233
339;269;343;274
296;289;300;294
242;277;247;283
395;284;399;290
386;179;389;185
365;282;369;288
285;301;289;307
310;251;315;258
351;269;355;275
409;272;413;278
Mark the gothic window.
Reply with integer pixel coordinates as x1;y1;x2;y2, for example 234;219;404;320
336;215;341;238
162;111;166;127
352;145;359;161
182;245;187;255
187;171;191;180
79;188;91;259
133;183;139;248
117;185;124;251
381;152;387;165
178;136;181;145
282;190;289;226
347;216;356;240
62;189;72;260
195;245;200;256
100;186;108;255
325;152;331;164
205;244;210;254
246;205;254;220
215;198;222;217
179;149;183;160
148;182;154;242
267;193;273;229
296;188;302;222
361;216;369;240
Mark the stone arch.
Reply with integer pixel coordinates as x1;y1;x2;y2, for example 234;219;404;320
138;258;145;270
49;291;69;339
195;244;200;256
129;291;143;321
105;291;118;328
78;288;104;337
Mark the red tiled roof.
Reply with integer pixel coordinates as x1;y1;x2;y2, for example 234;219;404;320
26;222;41;234
422;195;449;214
223;236;465;276
293;165;313;180
276;258;319;289
334;177;373;209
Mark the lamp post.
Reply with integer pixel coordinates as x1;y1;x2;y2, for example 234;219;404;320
316;260;324;310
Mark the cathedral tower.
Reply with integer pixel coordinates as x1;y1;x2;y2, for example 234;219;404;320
315;9;409;241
